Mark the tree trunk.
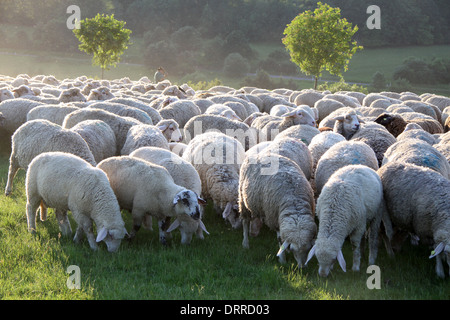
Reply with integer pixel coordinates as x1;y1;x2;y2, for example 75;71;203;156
101;68;104;80
314;76;318;90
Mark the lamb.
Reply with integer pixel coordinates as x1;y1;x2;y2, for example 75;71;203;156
0;98;44;134
382;138;450;179
129;146;208;244
183;114;258;151
378;162;450;278
159;100;201;128
97;156;204;244
70;120;117;163
314;140;379;196
305;165;388;277
62;108;141;153
239;153;317;268
120;124;170;155
87;102;153;125
5;120;96;196
183;132;245;228
27;104;80;125
25;152;127;252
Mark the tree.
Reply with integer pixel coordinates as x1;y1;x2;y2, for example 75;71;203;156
282;2;362;89
371;71;387;91
73;14;132;79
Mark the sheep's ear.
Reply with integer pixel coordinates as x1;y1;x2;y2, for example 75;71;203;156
357;116;365;124
331;115;345;122
277;240;290;257
337;250;346;272
305;244;316;265
199;220;210;235
158;124;169;132
429;242;445;259
173;191;185;205
167;219;180;233
282;110;301;118
222;202;233;219
197;197;207;206
96;227;108;242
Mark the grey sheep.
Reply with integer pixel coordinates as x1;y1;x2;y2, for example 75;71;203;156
5;120;96;196
120;124;170;155
108;97;163;124
239;153;317;268
378;162;450;278
0;98;44;135
25;152;127;252
27;104;80;125
87;102;153;125
159;100;201;128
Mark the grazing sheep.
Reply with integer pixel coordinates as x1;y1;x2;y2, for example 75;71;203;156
308;131;346;170
25;152;127;252
5;120;96;196
378;162;450;278
306;165;389;277
70;120;117;163
183;114;258;150
159;100;201;128
314;140;379;195
382;138;450;179
120;124;170;155
0;98;44;134
97;156;204;244
130;146;208;244
183;132;245;228
27;104;80;125
62;108;141;153
87;102;153;125
239;153;317;268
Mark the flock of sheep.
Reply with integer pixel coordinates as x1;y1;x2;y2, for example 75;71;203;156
0;73;449;278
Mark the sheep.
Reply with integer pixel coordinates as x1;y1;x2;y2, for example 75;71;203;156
239;153;317;268
183;132;245;228
97;156;204;244
12;85;36;98
120;124;170;155
108;97;163;124
314;98;346;123
402;100;440;121
205;104;242;121
251;108;316;141
159;100;201;128
208;94;259;116
253;93;297;113
26;104;80;126
25;152;127;252
183;114;258;151
424;95;450;112
129;147;208;244
5;120;96;196
272;124;321;146
0;98;44;134
70;120;117;163
292;90;324;107
377;162;450;278
87;86;114;101
396;124;437;145
331;109;365;140
308;131;346;171
0;88;14;102
350;122;397;167
58;87;87;103
314;140;379;196
62;108;141;153
87;102;153;125
382;138;450;179
305;165;389;277
324;93;361;108
155;118;183;143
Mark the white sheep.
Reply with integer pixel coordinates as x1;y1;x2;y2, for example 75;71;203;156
97;156;204;245
25;152;127;252
270;124;321;146
0;98;44;134
205;104;242;121
183;132;245;228
314;140;379;196
58;87;87;103
87;86;114;101
5;120;96;196
27;104;80;126
331;109;365;140
70;120;117;163
0;88;14;102
308;131;346;171
159;100;201;128
239;153;317;267
108;97;163;124
305;165;389;277
120;124;170;155
378;162;450;278
314;98;346;123
87;102;153;125
129;146;208;244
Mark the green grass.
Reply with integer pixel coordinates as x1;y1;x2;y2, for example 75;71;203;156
0;139;448;300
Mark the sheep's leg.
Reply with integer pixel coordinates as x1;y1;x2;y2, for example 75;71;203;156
158;217;172;246
435;254;445;279
368;218;381;266
73;211;98;250
5;155;19;196
242;218;250;249
55;209;72;237
129;208;145;238
26;198;41;234
350;228;364;272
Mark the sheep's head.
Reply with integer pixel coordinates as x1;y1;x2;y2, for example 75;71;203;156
59;88;87;103
87;86;114;101
332;110;364;139
173;189;205;221
374;113;407;137
12;85;35;98
305;239;346;277
0;88;14;102
278;214;317;268
96;226;128;253
282;108;316;127
157;119;183;142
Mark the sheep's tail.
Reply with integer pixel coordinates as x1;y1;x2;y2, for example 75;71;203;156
39;200;48;221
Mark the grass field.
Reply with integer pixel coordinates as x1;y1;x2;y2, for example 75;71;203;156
0;138;448;301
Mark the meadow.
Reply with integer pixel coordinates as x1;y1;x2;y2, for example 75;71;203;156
0;137;448;301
